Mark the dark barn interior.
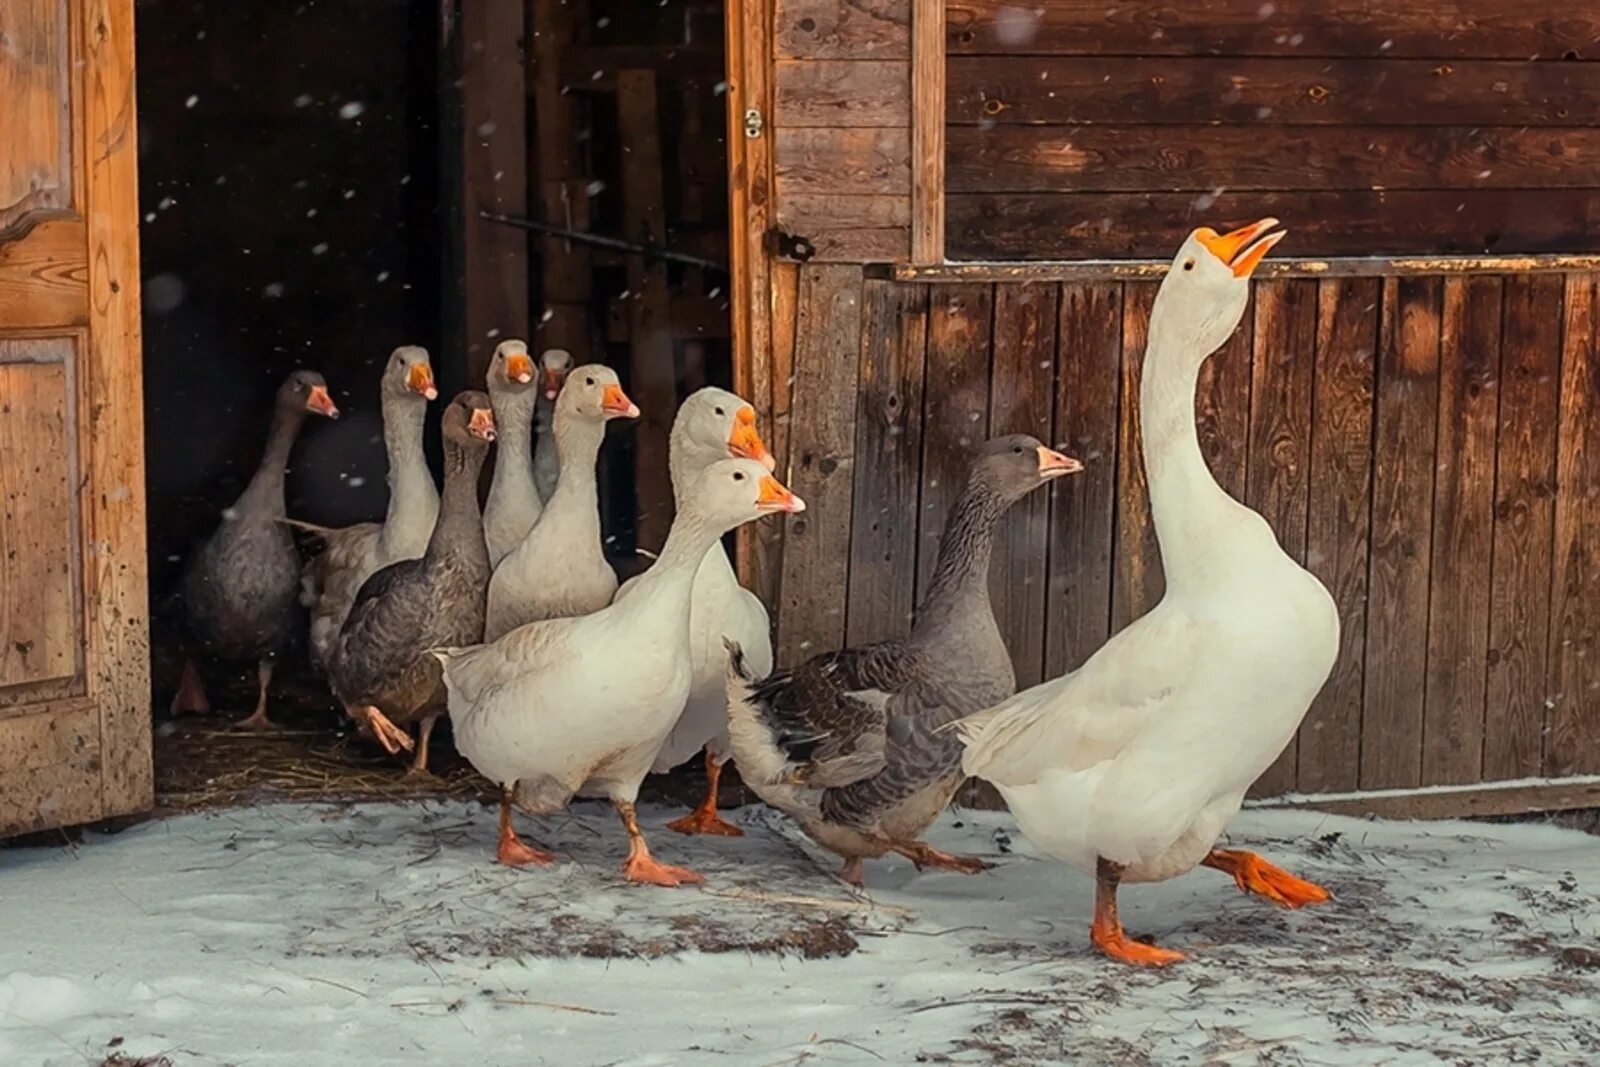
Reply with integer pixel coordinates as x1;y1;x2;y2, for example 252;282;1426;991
132;0;734;804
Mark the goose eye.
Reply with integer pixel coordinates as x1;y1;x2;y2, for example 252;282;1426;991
732;471;746;481
585;376;595;386
1012;445;1022;454
1183;258;1196;271
714;407;725;417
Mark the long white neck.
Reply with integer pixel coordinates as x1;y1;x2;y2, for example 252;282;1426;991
375;390;439;559
616;505;726;628
1140;312;1250;600
668;436;729;565
489;387;539;507
542;411;605;538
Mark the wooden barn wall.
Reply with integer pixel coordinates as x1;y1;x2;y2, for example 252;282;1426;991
766;265;1600;797
772;0;914;261
943;1;1600;260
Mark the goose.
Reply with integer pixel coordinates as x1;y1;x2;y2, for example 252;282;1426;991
300;346;439;671
432;459;804;885
483;339;542;568
953;219;1337;966
484;364;638;640
173;369;339;728
615;387;777;837
725;435;1080;884
533;347;575;503
326;391;496;773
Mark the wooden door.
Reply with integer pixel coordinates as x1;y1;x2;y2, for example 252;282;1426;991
0;0;151;836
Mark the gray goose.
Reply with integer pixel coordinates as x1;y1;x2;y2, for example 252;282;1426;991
173;369;340;728
325;391;496;774
725;434;1081;885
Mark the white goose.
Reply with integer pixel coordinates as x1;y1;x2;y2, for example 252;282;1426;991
431;459;804;886
954;219;1338;966
301;346;439;671
533;347;575;503
483;339;542;568
614;387;777;836
484;364;638;639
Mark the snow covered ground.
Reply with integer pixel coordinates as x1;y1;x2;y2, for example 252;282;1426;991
2;800;1597;1066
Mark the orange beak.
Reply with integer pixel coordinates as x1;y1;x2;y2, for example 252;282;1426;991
1196;217;1287;278
728;406;776;471
542;366;566;400
468;406;497;441
1037;445;1083;478
407;361;438;400
756;474;805;513
601;383;640;418
305;385;340;418
504;352;534;385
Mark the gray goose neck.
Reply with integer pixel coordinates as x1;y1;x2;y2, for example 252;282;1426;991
913;480;1008;641
237;403;307;519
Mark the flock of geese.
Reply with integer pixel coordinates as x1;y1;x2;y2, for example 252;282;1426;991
172;220;1338;965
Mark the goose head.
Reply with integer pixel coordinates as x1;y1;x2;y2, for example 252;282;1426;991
1154;218;1286;363
558;364;640;423
384;345;437;401
487;340;535;397
442;389;497;447
282;369;340;419
684;458;805;535
539;347;575;401
972;434;1082;501
673;387;777;473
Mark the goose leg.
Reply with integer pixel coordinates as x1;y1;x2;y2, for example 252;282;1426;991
616;800;704;888
234;661;277;731
496;786;555;867
890;840;993;875
1090;857;1185;967
838;857;866;887
1202;848;1331;909
170;658;212;715
403;715;439;780
665;751;744;837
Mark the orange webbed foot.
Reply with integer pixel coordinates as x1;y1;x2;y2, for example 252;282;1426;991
233;707;278;732
622;853;706;888
1091;927;1187;967
1206;849;1331;909
665;806;745;837
893;841;994;875
497;835;556;868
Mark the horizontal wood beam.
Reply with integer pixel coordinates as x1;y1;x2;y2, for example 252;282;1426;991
892;254;1600;283
1247;775;1600;820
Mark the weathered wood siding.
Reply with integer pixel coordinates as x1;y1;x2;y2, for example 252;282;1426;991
773;0;914;260
768;265;1600;795
944;1;1600;260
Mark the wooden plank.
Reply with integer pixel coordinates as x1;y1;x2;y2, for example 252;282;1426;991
1420;278;1502;785
0;218;88;329
0;355;79;690
1046;282;1121;678
1111;283;1159;632
755;261;801;630
947;190;1600;262
1259;777;1600;821
1547;275;1600;776
1197;288;1254;503
945;0;1600;60
986;284;1057;687
1298;278;1378;794
775;194;910;262
460;0;529;381
1245;280;1317;797
916;285;994;600
776;0;911;60
774;60;910;126
1483;275;1561;781
775;128;911;196
909;0;944;263
947;126;1600;193
895;255;1600;284
1361;277;1442;790
617;70;677;550
777;265;864;663
82;0;152;821
845;281;927;647
948;57;1600;128
727;0;776;598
